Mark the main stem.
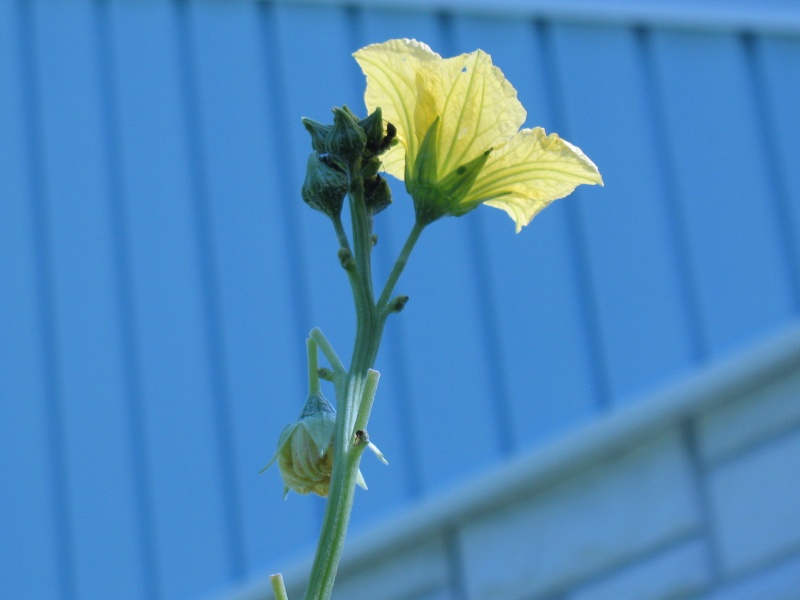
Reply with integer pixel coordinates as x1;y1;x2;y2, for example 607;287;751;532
302;315;383;600
303;163;382;600
303;159;425;600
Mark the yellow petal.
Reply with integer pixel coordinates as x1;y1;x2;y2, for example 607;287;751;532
354;39;441;180
468;127;603;232
416;49;526;178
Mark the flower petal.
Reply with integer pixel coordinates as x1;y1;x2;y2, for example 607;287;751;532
415;49;526;178
259;423;295;474
354;39;441;180
468;127;603;232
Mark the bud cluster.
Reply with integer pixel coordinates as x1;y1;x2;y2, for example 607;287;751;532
301;106;396;219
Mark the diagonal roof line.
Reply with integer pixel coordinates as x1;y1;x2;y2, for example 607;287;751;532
217;319;800;600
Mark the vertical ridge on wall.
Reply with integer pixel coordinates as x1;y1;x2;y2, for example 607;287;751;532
17;1;76;598
446;16;600;452
256;2;316;379
463;213;517;455
444;16;517;458
635;25;708;365
95;0;160;596
191;0;319;577
742;33;800;312
175;0;245;581
548;22;702;404
755;36;800;296
680;421;724;585
650;29;796;356
537;20;613;410
107;1;232;596
1;1;67;598
33;0;157;596
272;1;359;366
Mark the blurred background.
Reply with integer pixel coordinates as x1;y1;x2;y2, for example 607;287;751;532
2;0;799;599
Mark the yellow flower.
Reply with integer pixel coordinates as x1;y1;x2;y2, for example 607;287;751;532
353;39;603;232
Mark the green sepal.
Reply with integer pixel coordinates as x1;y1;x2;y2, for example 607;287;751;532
301;117;332;154
410;116;440;184
407;116;493;225
339;104;360;121
407;117;445;225
438;148;493;216
299;393;336;457
259;423;296;474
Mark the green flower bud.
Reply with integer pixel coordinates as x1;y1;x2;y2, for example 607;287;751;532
261;393;370;498
301;117;332;154
326;106;367;164
359;107;385;155
364;174;392;215
301;154;348;218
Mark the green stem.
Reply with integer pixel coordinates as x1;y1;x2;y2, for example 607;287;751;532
306;338;320;396
303;298;382;600
303;161;423;600
354;369;380;436
347;169;376;310
377;220;425;310
303;163;383;600
332;215;351;254
309;328;346;376
270;573;289;600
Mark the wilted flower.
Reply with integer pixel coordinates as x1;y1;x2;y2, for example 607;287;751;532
353;39;603;231
262;393;367;498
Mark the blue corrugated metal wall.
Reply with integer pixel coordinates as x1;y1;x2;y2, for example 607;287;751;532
1;1;798;598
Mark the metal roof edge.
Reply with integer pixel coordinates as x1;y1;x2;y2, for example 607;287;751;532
264;0;800;37
215;318;800;600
